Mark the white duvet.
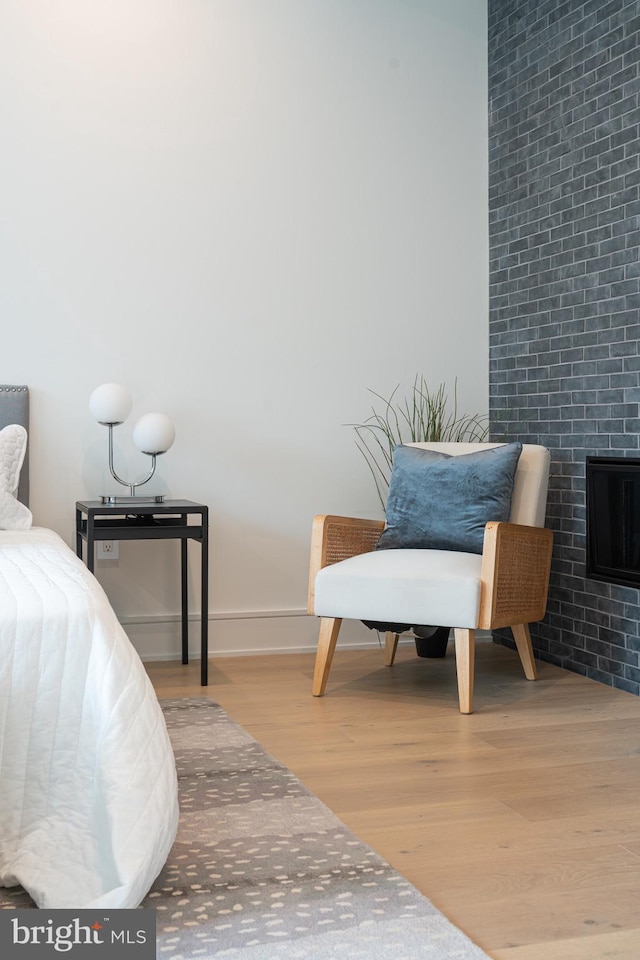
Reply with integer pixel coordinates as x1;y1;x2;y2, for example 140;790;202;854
0;527;179;908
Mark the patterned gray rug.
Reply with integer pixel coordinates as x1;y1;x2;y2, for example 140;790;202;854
1;697;491;959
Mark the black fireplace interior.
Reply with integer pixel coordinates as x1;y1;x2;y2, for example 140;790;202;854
586;457;640;589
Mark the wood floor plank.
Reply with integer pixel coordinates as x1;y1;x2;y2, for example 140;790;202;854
346;805;640;865
492;928;640;960
404;843;640;904
450;880;640;951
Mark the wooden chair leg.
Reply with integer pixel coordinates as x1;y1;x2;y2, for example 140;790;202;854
384;631;399;666
454;628;475;715
312;617;343;696
512;622;537;680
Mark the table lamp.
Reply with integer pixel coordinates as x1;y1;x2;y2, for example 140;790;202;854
89;383;176;503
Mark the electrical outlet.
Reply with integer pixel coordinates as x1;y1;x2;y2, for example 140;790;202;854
97;540;119;560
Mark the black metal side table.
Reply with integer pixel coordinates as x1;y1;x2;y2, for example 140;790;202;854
75;499;209;685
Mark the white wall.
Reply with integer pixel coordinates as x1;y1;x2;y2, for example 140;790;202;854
1;0;488;659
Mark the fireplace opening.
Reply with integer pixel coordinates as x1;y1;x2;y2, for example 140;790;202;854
586;456;640;588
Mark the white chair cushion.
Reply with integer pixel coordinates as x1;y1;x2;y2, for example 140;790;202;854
313;549;482;629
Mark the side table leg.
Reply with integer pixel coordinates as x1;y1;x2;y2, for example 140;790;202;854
181;537;188;664
87;517;95;574
75;508;83;560
201;514;209;686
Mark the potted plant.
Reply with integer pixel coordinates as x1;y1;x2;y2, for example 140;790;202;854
349;376;489;658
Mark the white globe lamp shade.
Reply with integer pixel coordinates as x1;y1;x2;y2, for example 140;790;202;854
132;413;176;455
89;383;132;425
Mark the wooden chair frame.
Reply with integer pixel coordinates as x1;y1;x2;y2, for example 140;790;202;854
308;514;553;714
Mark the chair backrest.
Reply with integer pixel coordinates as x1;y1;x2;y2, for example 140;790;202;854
406;442;550;528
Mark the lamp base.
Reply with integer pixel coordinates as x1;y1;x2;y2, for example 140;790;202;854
100;494;166;504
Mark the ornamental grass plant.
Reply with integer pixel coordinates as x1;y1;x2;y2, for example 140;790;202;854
349;375;489;511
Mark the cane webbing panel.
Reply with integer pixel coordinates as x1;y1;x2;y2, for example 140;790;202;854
323;519;383;566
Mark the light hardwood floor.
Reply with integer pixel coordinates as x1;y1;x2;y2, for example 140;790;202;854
146;640;640;960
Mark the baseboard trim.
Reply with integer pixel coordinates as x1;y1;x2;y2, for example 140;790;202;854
118;609;492;662
119;607;309;626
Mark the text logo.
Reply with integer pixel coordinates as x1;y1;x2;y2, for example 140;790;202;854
0;910;156;958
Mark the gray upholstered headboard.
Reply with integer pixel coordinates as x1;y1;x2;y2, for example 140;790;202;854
0;385;29;506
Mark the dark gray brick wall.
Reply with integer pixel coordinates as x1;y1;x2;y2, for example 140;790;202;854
488;0;640;695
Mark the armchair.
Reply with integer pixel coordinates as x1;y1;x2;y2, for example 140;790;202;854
307;442;553;714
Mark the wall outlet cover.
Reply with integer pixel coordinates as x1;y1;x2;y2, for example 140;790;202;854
97;540;119;560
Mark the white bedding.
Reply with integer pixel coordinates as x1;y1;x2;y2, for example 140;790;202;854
0;527;179;908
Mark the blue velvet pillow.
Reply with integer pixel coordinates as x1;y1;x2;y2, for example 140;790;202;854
377;442;523;555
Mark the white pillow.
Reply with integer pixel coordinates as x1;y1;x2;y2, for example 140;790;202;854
0;424;32;530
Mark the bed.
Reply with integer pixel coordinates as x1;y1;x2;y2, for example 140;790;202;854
0;386;179;908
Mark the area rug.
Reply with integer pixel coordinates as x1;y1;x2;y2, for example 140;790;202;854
0;697;491;959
